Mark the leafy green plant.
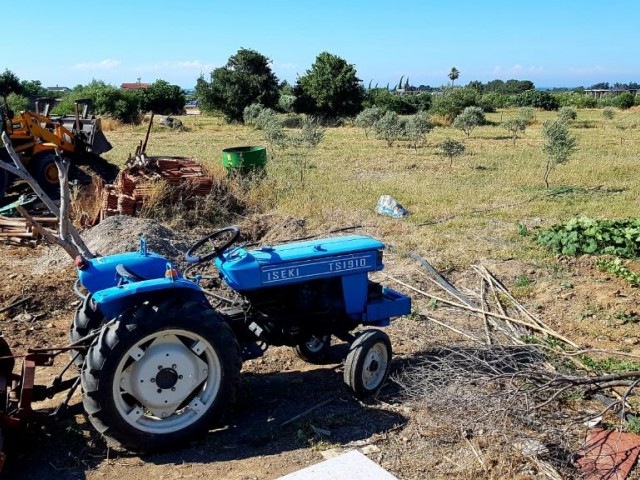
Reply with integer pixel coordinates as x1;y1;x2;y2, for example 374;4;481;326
579;355;640;373
538;217;640;258
516;223;528;236
516;274;533;287
614;309;639;324
597;258;640;287
626;417;640;435
243;103;264;126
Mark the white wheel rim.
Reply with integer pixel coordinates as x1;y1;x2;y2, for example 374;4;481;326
113;329;222;434
361;342;389;390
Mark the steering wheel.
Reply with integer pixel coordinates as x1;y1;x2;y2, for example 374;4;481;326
185;226;240;264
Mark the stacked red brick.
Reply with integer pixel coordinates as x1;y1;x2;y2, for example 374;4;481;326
102;157;213;219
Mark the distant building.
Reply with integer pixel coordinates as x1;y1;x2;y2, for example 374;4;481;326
584;88;638;99
120;81;150;90
47;86;71;93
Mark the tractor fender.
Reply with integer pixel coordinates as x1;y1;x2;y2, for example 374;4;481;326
92;278;208;319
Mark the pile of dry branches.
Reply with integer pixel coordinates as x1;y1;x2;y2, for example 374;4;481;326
381;256;640;477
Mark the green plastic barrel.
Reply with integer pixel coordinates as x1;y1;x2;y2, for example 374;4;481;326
222;146;267;173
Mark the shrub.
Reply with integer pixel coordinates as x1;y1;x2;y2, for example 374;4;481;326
243;103;264;126
453;106;485;137
602;107;616;120
52;80;141;123
355;106;384;138
254;108;279;131
374;111;403;147
513;90;559;110
429;87;479;122
364;88;417;114
555;91;597;108
6;92;28;112
614;92;635;110
557;106;578;123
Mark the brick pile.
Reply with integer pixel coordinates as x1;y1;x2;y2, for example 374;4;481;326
101;156;213;219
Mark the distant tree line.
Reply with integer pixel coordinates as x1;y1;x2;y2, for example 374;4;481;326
4;53;640;127
0;69;185;124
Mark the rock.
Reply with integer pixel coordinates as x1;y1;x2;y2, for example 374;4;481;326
514;438;549;457
361;445;381;455
320;448;343;460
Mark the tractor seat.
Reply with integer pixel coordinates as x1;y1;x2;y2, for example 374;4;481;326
115;264;149;282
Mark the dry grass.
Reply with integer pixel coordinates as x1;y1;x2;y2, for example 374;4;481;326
101;109;640;268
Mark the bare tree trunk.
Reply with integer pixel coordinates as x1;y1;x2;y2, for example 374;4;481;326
0;132;94;258
543;159;552;189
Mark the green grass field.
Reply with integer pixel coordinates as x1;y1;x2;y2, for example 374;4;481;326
102;108;640;267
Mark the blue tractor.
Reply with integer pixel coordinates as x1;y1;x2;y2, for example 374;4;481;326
71;226;411;452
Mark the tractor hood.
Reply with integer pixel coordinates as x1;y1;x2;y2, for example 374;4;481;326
215;235;385;291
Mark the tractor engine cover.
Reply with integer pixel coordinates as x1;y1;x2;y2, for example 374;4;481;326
216;235;385;316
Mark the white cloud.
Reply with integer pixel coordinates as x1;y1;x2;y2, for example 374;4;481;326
73;59;121;70
134;60;215;72
274;62;296;71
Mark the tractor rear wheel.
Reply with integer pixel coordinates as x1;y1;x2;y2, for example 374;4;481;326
343;329;392;399
69;295;104;367
293;335;333;364
81;300;241;452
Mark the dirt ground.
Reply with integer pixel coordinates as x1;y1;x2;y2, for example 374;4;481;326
0;221;639;479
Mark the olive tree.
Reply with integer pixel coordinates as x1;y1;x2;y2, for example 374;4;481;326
502;118;527;145
440;138;465;166
557;106;577;124
374;111;403;147
355;106;384;138
541;120;577;188
405;112;433;152
453;106;485;137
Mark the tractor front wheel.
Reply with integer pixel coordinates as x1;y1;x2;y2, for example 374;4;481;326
343;329;392;399
81;300;241;452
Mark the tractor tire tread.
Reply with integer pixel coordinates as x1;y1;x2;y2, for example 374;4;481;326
81;299;241;452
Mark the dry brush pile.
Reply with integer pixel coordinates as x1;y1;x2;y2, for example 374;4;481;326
378;259;640;478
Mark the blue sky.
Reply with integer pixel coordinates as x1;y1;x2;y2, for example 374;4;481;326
5;0;638;89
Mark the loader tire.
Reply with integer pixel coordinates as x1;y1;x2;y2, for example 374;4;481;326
81;299;241;452
30;151;60;198
69;295;104;367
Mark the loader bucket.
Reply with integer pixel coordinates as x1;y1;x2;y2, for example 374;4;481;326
57;117;113;155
